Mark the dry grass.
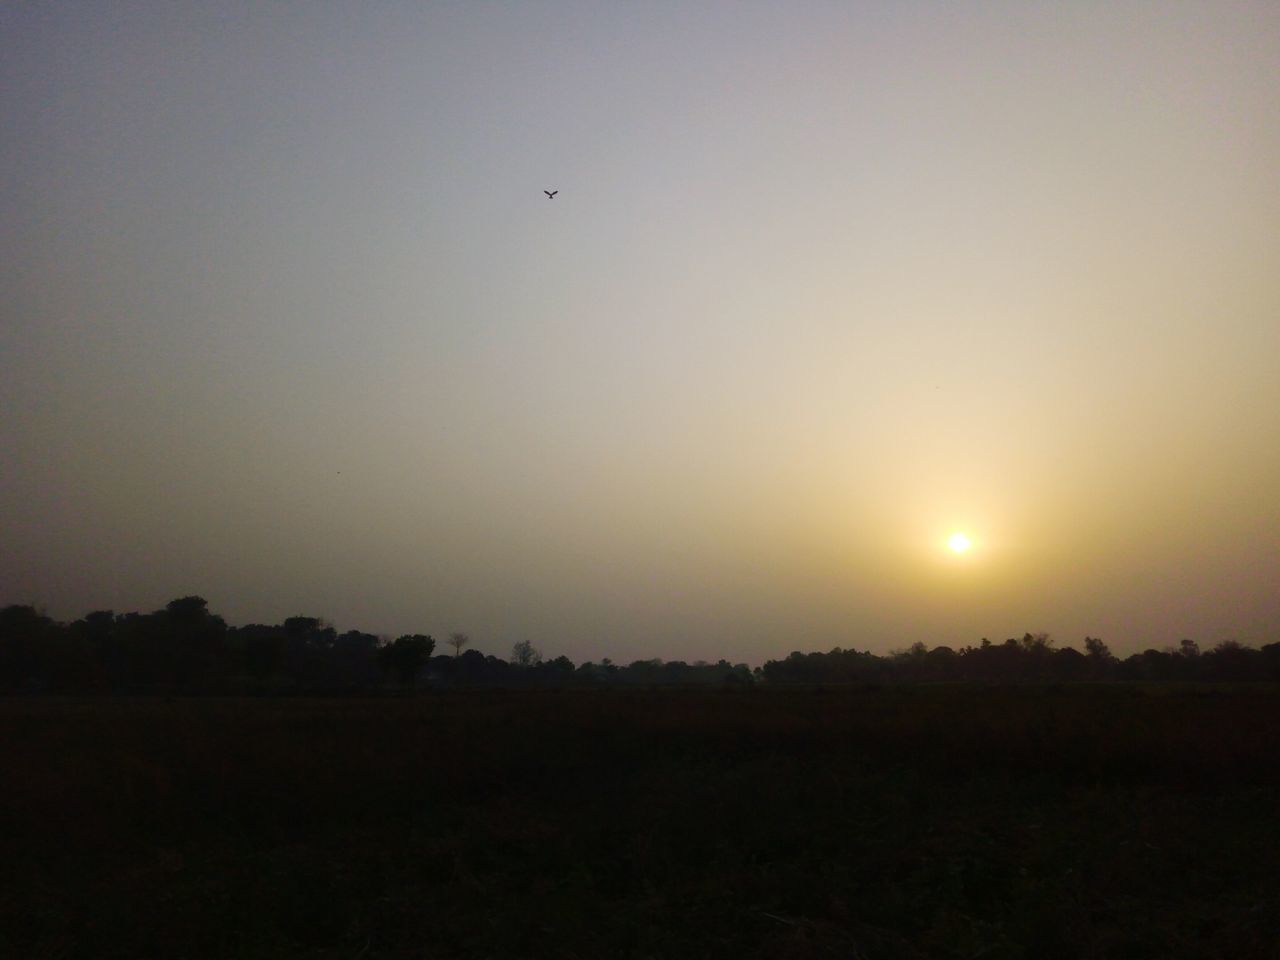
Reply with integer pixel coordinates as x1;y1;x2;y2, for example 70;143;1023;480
3;686;1279;958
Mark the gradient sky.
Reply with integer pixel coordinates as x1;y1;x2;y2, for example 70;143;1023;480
3;2;1278;663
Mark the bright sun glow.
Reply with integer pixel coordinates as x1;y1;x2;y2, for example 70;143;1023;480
948;532;972;553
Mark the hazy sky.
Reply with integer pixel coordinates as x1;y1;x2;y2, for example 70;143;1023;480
3;1;1278;663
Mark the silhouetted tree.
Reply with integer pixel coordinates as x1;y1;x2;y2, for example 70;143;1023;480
1203;640;1258;682
1127;648;1177;682
546;655;575;675
0;605;56;690
923;645;959;681
1051;646;1089;681
1083;637;1115;679
161;596;227;689
1261;642;1280;681
69;610;120;690
232;624;288;685
511;639;542;668
446;632;470;657
719;660;756;686
334;630;382;687
282;616;337;686
379;634;435;687
1083;636;1110;659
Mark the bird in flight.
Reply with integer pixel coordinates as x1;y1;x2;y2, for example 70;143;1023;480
544;189;558;199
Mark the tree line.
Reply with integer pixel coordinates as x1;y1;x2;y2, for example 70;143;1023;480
1;597;1277;694
761;633;1280;685
0;597;754;693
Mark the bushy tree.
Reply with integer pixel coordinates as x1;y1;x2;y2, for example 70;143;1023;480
0;605;56;689
379;634;435;687
511;639;542;668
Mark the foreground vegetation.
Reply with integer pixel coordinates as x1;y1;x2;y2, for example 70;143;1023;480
4;686;1279;958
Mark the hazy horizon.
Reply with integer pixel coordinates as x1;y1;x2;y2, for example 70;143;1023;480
3;2;1278;664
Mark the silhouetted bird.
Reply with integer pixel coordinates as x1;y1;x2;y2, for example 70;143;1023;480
544;190;558;199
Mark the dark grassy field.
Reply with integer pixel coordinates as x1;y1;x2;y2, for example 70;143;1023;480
3;686;1279;959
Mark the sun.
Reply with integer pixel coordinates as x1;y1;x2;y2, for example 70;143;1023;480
947;532;972;554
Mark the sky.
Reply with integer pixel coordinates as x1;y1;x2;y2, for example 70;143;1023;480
2;1;1278;664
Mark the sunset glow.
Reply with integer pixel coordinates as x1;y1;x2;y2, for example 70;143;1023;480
1;2;1278;662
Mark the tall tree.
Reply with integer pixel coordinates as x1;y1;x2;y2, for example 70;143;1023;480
510;639;542;668
446;632;470;658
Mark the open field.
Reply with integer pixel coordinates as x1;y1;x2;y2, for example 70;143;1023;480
3;686;1279;958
